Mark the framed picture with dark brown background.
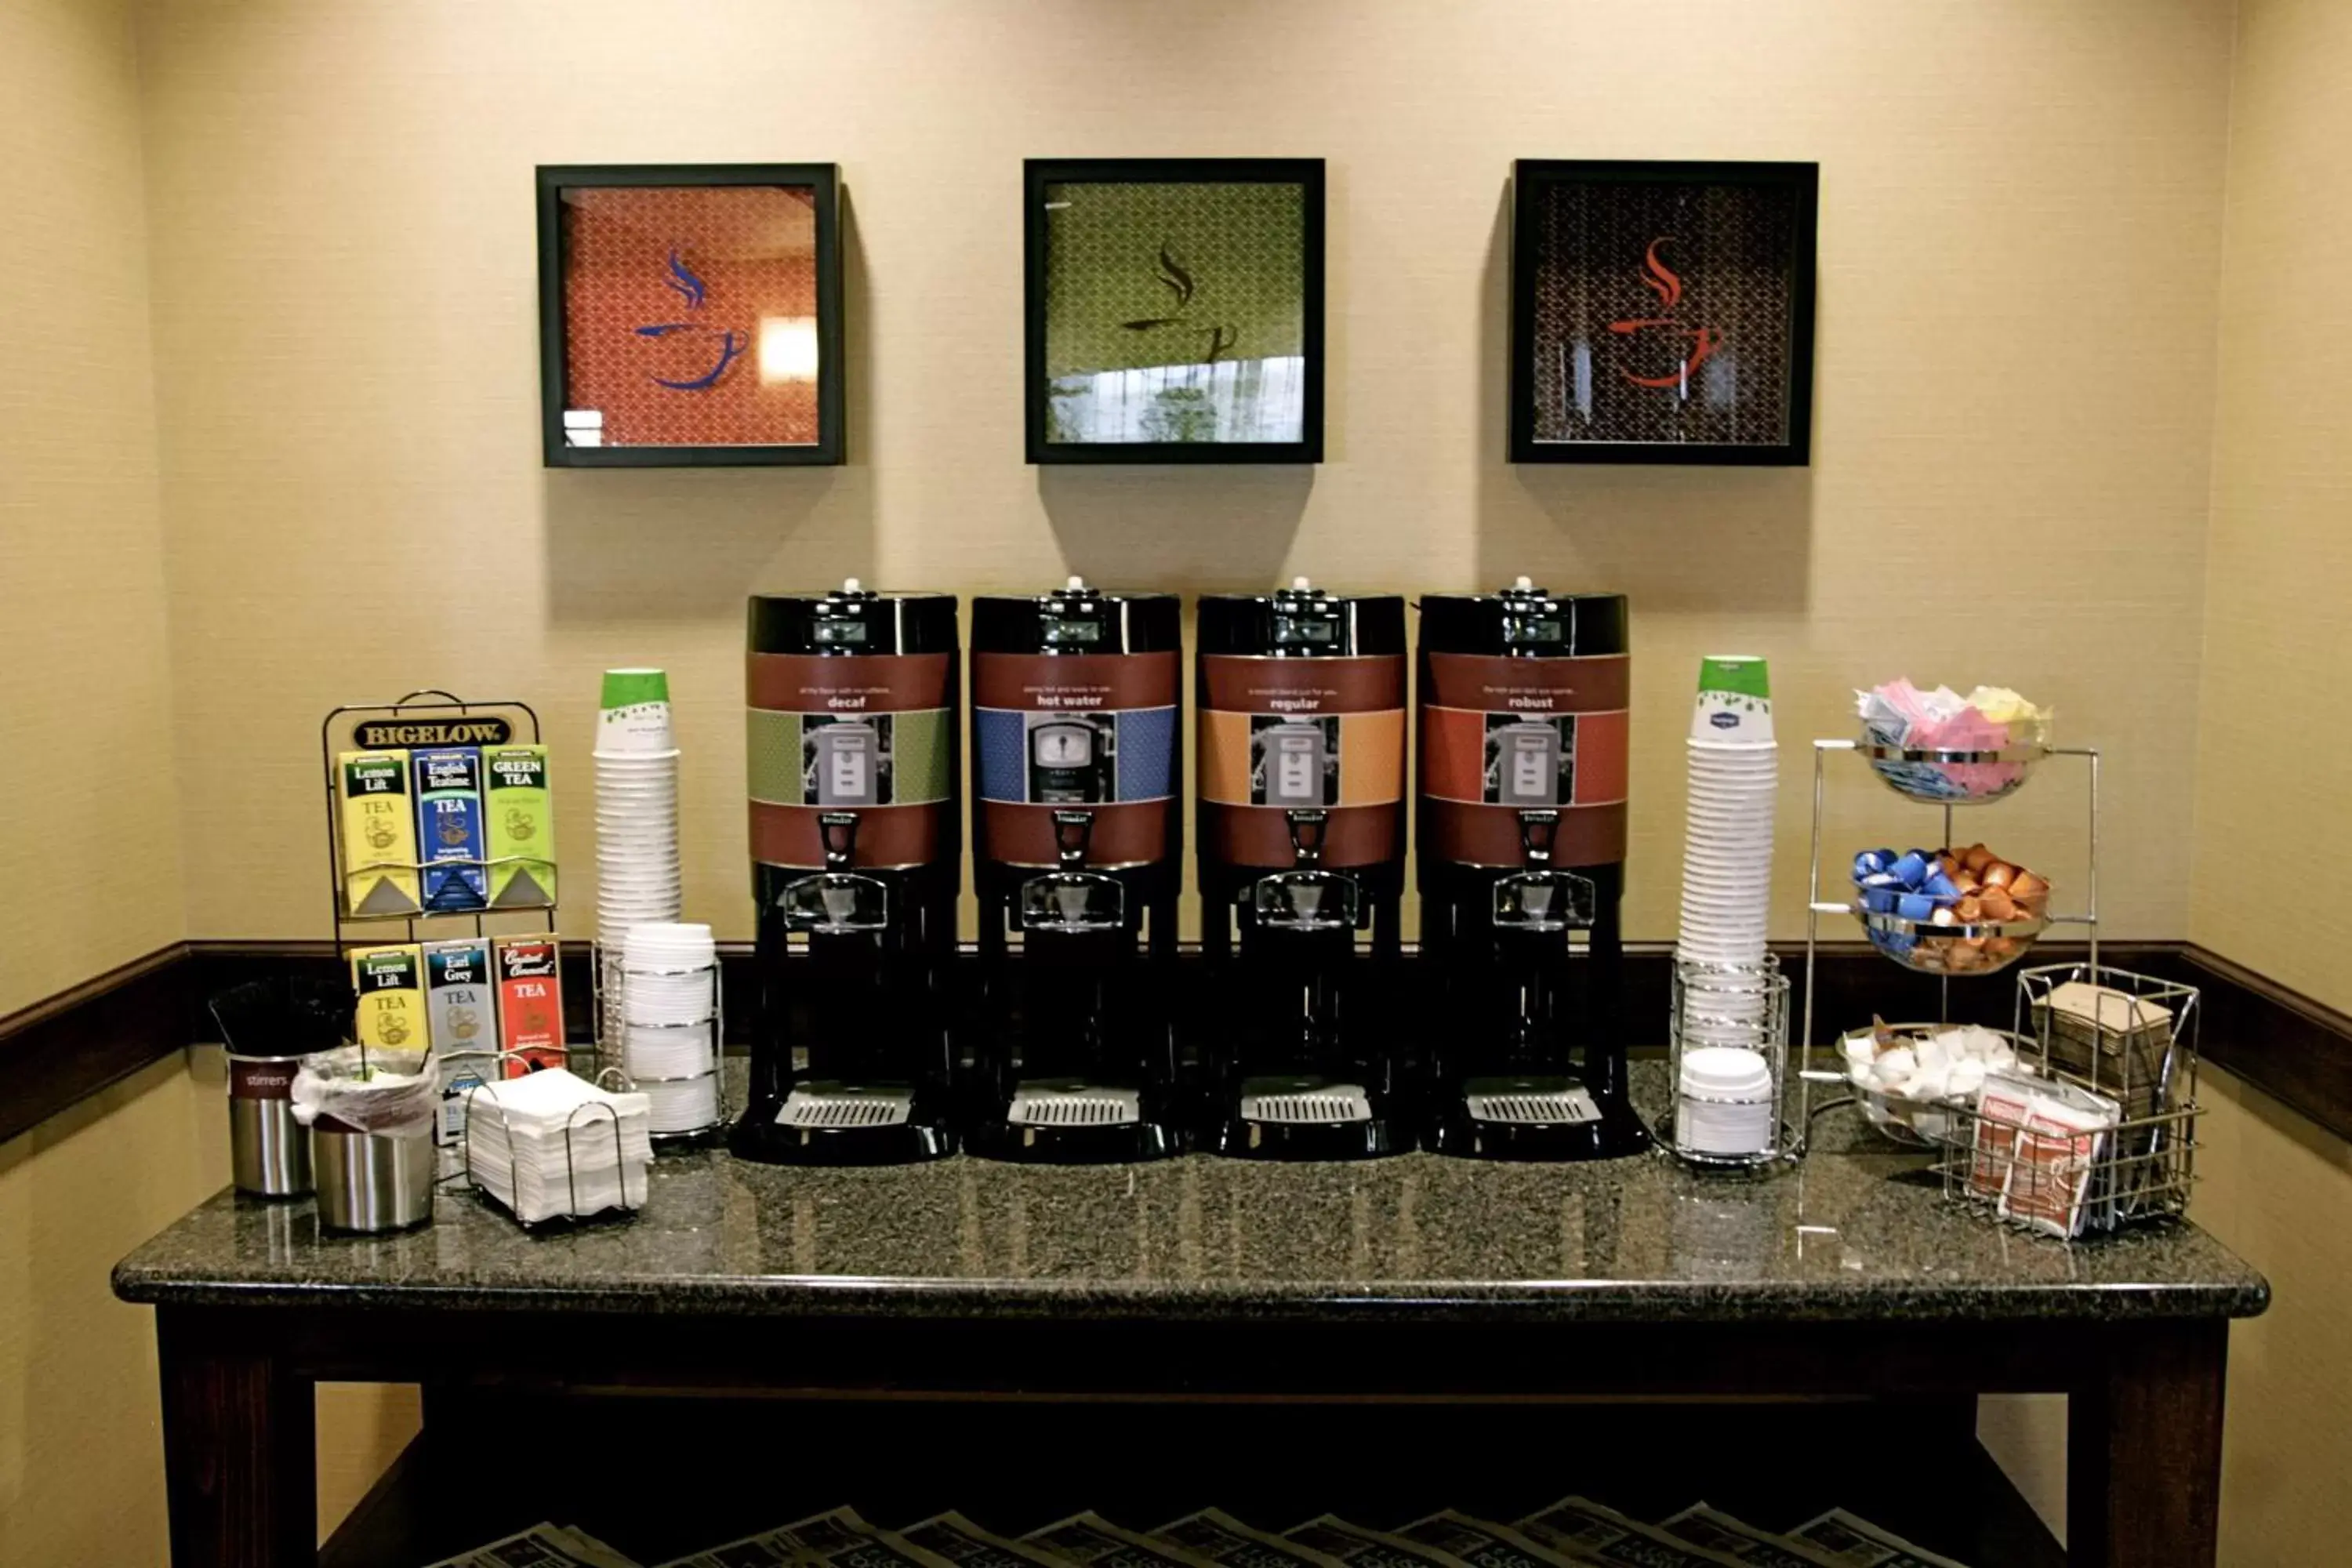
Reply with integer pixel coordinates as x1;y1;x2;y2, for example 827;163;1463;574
1510;160;1817;465
1025;158;1325;464
538;164;844;466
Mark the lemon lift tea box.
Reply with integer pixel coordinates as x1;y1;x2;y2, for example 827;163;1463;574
338;750;422;917
350;945;426;1054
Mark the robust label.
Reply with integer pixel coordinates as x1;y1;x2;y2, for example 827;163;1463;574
974;652;1178;868
1420;652;1630;867
349;945;424;1053
412;747;488;912
747;653;954;869
1197;655;1405;870
493;937;564;1076
482;744;557;908
338;750;422;918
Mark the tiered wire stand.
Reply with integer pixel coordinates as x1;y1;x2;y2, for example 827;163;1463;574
1796;739;2202;1240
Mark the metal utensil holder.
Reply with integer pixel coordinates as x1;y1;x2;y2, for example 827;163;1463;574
453;1058;644;1229
1660;956;1801;1171
600;950;727;1142
1934;964;2201;1238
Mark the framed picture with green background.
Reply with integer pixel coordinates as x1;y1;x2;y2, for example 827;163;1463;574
1025;158;1325;464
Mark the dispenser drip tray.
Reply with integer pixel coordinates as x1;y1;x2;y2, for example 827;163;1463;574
1007;1080;1141;1128
1463;1076;1602;1127
1240;1076;1374;1125
776;1083;915;1130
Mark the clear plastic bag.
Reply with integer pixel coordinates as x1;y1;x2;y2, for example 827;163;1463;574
290;1045;439;1136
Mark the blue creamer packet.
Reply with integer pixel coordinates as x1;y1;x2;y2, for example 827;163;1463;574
412;746;488;911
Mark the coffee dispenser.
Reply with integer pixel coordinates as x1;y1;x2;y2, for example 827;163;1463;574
1417;581;1646;1159
967;581;1184;1162
731;583;962;1164
1197;579;1409;1158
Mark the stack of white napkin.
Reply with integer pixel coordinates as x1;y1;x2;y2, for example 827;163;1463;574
463;1069;653;1224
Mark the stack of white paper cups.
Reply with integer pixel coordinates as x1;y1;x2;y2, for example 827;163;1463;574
619;922;720;1137
596;670;682;1053
1676;655;1777;967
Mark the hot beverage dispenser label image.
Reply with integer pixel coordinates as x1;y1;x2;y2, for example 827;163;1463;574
747;652;953;869
1421;652;1630;866
1199;654;1405;869
974;651;1178;867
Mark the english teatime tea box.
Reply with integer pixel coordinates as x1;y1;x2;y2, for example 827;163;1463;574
413;747;488;913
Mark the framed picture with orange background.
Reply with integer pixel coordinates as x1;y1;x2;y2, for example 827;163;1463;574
1510;160;1817;465
537;164;844;466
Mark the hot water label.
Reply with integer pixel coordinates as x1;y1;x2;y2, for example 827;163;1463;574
972;651;1178;867
412;747;488;912
1197;654;1405;870
746;652;953;869
1420;652;1630;867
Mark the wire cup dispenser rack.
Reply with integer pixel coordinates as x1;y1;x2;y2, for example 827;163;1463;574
1660;955;1802;1171
454;1054;648;1229
1795;738;2203;1240
593;947;727;1143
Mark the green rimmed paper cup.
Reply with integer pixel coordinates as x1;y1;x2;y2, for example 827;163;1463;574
597;667;674;753
1690;655;1775;744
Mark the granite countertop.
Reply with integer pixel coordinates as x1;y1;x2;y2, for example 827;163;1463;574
114;1063;2269;1324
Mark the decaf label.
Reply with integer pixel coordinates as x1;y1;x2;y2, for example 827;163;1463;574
354;717;513;749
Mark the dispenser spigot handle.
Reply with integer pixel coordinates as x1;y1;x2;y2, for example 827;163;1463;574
1051;809;1094;870
818;811;860;870
1517;809;1559;867
1286;808;1329;869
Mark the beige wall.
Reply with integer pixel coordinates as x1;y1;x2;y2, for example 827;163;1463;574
2190;0;2352;1014
132;0;2238;948
0;1050;414;1563
0;0;183;1014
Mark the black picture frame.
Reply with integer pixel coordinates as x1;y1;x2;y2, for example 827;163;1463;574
1509;160;1817;466
537;163;845;468
1025;158;1326;466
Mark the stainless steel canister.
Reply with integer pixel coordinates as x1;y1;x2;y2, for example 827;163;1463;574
227;1055;311;1197
310;1122;434;1232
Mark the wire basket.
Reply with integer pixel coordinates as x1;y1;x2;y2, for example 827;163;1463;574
1661;956;1801;1170
1933;964;2200;1240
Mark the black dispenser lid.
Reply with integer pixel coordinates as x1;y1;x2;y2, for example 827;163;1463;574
1418;578;1628;657
1197;577;1406;657
749;580;960;655
971;579;1182;655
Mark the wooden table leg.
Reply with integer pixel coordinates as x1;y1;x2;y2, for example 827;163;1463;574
158;1307;318;1567
2067;1319;2228;1566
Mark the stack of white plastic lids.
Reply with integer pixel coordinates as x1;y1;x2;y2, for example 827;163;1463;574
1675;655;1777;969
595;669;681;1047
463;1069;652;1225
619;921;720;1135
